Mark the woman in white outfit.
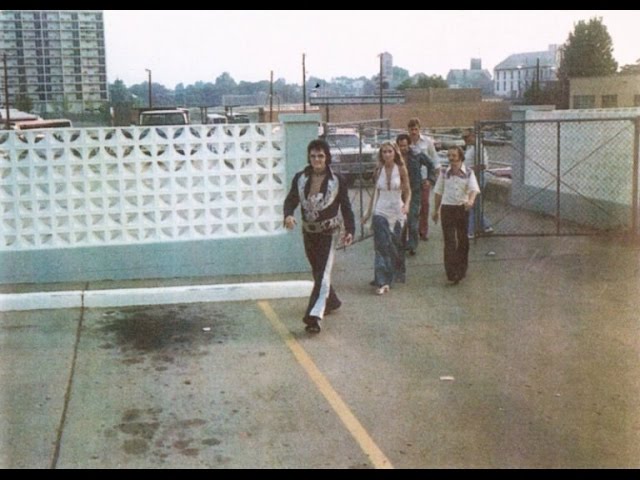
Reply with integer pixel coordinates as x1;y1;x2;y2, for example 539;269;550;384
362;142;411;294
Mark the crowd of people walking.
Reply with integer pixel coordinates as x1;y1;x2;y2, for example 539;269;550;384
284;118;484;333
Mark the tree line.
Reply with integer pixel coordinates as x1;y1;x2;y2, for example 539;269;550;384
109;67;448;110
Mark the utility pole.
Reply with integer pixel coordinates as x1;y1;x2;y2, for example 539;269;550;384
269;70;274;122
3;53;10;130
145;68;152;108
379;53;383;120
302;53;306;113
536;58;540;96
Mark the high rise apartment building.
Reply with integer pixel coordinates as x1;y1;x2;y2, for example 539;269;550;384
0;10;108;114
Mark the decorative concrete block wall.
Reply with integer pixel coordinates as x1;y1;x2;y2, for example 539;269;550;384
0;114;321;284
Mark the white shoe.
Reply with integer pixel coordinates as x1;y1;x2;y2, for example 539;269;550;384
376;285;390;295
468;233;475;239
484;227;494;234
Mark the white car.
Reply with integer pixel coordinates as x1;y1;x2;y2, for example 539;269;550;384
139;108;189;126
325;132;378;185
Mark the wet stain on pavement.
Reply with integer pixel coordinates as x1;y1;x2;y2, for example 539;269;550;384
153;354;175;364
118;421;160;441
172;439;200;457
202;438;221;447
173;439;193;450
97;306;236;368
112;407;218;462
122;409;141;422
122;358;144;366
180;448;200;457
178;419;207;428
95;306;235;463
123;438;149;455
99;307;231;353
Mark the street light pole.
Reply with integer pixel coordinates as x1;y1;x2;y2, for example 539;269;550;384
269;70;274;122
302;53;306;114
3;53;10;130
379;53;383;120
145;68;152;108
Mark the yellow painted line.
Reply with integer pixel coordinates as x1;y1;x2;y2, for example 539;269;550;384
258;301;393;469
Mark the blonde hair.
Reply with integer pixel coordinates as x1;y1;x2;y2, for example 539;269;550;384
374;141;411;202
377;141;405;168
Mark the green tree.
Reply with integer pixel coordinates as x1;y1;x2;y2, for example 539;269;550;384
109;79;132;104
522;81;564;107
396;78;414;90
397;74;448;90
175;83;186;106
619;59;640;74
15;94;33;112
558;17;618;79
108;79;134;126
391;66;410;89
415;74;448;89
214;72;237;92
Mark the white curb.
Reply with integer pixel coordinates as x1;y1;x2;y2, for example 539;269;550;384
0;281;314;312
0;291;83;312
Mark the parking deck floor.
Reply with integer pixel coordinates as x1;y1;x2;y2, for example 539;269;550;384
1;231;639;468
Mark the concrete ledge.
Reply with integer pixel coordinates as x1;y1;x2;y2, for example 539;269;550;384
0;291;83;311
0;280;313;312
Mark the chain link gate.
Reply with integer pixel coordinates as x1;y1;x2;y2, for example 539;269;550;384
472;116;640;239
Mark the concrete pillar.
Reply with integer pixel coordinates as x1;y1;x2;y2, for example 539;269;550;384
280;113;322;181
509;105;556;199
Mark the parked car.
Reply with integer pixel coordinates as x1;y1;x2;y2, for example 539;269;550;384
139;108;189;126
482;125;512;146
227;113;250;124
12;119;73;142
432;133;465;151
486;167;512;179
12;118;72;130
205;113;227;124
325;130;378;186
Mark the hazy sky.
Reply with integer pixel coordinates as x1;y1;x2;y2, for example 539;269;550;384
104;10;640;88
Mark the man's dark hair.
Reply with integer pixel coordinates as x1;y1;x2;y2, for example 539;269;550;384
396;133;411;144
308;138;332;165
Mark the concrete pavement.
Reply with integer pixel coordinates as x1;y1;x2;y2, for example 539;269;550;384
1;229;639;468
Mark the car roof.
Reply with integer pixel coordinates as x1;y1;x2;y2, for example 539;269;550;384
141;110;187;114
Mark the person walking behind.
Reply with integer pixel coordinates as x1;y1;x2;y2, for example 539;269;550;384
396;133;436;256
463;129;493;238
283;139;355;333
432;147;480;284
407;118;438;241
362;142;411;295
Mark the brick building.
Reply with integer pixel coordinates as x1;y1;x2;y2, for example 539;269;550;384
315;88;511;129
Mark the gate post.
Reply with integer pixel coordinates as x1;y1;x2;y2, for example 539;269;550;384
632;117;640;238
474;122;482;238
556;121;562;235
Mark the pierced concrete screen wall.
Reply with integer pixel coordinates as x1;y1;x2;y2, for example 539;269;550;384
0;124;285;251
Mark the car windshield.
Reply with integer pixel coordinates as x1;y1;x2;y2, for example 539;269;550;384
327;134;361;149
